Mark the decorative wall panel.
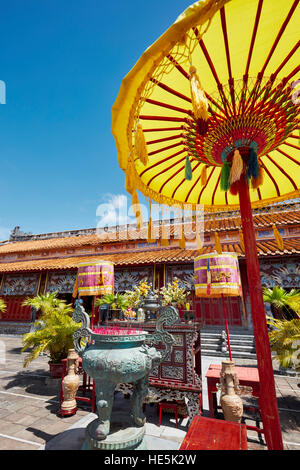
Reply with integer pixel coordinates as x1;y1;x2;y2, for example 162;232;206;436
0;273;40;296
259;257;299;288
46;271;77;293
114;266;153;292
166;264;194;291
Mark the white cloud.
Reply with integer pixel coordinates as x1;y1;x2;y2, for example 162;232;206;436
96;193;132;228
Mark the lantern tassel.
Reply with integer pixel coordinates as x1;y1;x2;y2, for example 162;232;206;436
207;259;211;296
273;225;284;250
72;275;78;298
189;66;209;121
220;161;230;191
185;155;193;181
214;232;222;254
229;149;244;185
134;122;148;166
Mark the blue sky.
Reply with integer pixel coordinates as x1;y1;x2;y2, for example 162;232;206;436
0;0;193;239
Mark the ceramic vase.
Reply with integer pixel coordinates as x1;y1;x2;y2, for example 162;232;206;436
60;349;80;415
219;360;243;423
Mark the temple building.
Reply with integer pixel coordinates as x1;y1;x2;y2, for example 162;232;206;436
0;201;299;332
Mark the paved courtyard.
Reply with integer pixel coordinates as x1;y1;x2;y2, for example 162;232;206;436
0;335;299;450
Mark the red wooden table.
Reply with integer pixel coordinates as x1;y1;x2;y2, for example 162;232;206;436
205;364;263;434
180;415;248;450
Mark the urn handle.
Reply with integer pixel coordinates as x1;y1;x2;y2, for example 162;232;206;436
147;305;180;363
72;300;93;356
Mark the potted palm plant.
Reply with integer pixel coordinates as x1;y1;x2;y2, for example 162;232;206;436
95;293;129;320
265;287;300;375
21;292;80;378
267;315;300;374
263;286;300;320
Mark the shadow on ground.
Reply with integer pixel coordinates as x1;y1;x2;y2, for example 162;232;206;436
3;368;60;398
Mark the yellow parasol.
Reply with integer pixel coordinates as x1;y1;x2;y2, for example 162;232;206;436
112;0;299;450
112;0;299;212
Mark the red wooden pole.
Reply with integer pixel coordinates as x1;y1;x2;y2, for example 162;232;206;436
221;293;233;361
238;179;283;450
91;296;95;330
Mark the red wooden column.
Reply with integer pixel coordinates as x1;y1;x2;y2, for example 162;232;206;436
238;179;283;450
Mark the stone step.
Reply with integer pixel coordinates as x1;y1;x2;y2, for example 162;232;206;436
201;349;257;359
0;322;31;335
200;329;256;358
202;337;254;345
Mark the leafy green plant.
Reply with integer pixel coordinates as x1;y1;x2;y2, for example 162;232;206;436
21;292;80;366
95;293;129;311
263;287;300;320
0;298;6;317
267;316;300;372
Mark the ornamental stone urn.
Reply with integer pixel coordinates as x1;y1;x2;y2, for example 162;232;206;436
59;349;80;416
72;299;179;450
218;360;243;423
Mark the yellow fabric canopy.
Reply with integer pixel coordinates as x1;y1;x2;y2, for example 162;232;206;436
112;0;300;211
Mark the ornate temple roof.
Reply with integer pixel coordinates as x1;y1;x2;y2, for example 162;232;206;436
0;202;298;272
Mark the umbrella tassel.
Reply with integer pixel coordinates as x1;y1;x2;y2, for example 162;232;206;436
132;190;143;229
185;155;193;180
125;159;135;195
201;165;207;186
273;225;284;250
239;229;245;253
196;229;203;253
214;232;222;254
147;217;156;243
179;224;186;249
247;147;259;180
160;221;169;246
220;161;230;191
251;165;264;189
229;149;244;185
134;122;148;166
189;65;209;135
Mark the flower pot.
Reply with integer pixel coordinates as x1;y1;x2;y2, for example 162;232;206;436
48;361;64;379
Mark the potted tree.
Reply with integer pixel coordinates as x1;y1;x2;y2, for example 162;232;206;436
21;292;80;378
